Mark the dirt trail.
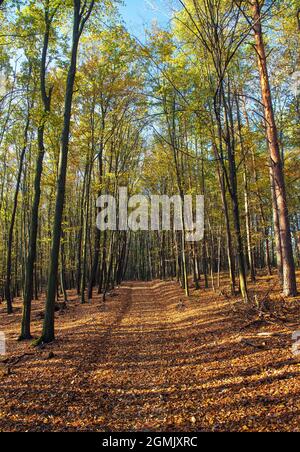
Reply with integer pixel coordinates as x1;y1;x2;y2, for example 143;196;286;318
0;280;300;432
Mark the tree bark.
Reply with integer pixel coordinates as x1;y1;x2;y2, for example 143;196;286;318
39;0;94;344
80;160;92;304
88;142;103;300
214;147;236;294
236;95;256;282
20;7;52;340
221;83;248;301
5;92;31;314
252;0;297;296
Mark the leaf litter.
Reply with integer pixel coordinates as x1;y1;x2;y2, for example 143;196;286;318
0;274;300;432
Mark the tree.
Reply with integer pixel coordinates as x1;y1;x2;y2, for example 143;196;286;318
20;0;60;340
5;63;32;314
250;0;297;296
38;0;97;344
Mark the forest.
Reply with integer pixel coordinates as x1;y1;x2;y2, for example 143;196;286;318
0;0;299;434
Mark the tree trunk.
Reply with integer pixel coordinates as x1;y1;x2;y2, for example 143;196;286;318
88;146;103;300
5;101;31;314
80;160;92;304
221;83;248;301
236;95;256;281
252;0;297;296
39;1;92;344
216;157;236;294
269;165;283;280
21;10;52;340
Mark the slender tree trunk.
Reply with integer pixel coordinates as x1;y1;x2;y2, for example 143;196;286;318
222;84;248;301
60;236;68;303
217;233;221;289
81;160;92;304
166;96;189;296
236;95;256;281
216;160;236;294
88;146;103;300
5;101;31;314
103;232;115;301
98;230;107;294
193;243;200;290
269;165;283;280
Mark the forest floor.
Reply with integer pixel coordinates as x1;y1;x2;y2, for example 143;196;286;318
0;273;300;432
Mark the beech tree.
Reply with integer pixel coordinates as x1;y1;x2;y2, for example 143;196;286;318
38;0;97;344
20;0;61;340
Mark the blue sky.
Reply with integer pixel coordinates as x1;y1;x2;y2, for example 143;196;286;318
120;0;173;37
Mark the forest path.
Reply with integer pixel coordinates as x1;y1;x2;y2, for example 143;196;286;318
0;280;300;432
55;280;300;432
85;281;176;431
